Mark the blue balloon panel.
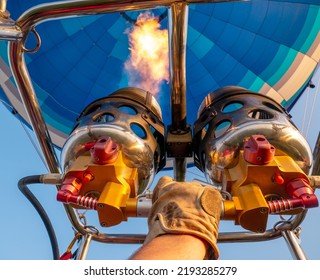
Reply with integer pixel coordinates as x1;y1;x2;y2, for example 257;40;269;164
0;0;319;148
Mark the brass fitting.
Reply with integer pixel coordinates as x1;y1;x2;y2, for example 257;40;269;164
222;144;315;232
223;184;268;232
59;137;139;227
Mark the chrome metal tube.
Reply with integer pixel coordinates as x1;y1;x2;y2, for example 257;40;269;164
174;158;187;181
16;0;173;31
137;196;152;217
0;22;22;41
281;230;307;260
76;233;93;260
0;0;6;13
218;229;282;243
168;2;188;130
8;41;61;173
168;3;189;181
219;212;307;244
15;0;239;30
312;132;320;175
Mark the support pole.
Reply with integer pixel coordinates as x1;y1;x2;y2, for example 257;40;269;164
312;132;320;175
0;0;7;14
281;230;307;260
76;233;93;260
9;41;61;173
168;3;189;181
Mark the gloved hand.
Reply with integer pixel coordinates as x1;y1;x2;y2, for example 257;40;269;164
144;176;222;259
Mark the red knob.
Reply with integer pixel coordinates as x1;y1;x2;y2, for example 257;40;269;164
90;136;119;165
244;135;275;165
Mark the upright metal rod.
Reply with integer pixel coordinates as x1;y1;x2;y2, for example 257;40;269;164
7;45;90;245
173;158;187;181
169;3;188;130
8;41;61;173
76;233;93;260
281;230;307;260
168;3;189;181
312;132;320;175
0;0;7;14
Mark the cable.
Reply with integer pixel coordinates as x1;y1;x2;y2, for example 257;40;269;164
18;175;60;260
301;86;310;135
19;120;48;171
305;77;320;139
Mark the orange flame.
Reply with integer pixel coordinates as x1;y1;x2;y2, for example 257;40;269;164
125;12;169;95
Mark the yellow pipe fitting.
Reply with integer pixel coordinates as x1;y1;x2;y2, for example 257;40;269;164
63;150;139;226
222;200;236;220
125;198;138;217
221;150;310;232
97;181;131;227
232;183;269;233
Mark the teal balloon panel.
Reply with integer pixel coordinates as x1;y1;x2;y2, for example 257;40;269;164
0;0;319;148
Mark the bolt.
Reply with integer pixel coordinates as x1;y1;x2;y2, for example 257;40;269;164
101;222;107;227
98;204;104;208
260;208;268;214
257;228;264;233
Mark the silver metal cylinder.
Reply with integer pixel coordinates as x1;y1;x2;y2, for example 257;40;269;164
193;86;312;185
61;87;165;194
136;196;152;217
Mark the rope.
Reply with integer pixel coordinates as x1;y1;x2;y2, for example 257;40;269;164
305;76;320;139
19;120;48;171
301;86;310;135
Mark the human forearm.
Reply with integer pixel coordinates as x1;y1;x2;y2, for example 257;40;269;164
130;234;208;260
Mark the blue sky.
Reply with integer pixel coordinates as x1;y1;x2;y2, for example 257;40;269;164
0;68;320;260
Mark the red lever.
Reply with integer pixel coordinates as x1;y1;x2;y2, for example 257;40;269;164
244;135;275;165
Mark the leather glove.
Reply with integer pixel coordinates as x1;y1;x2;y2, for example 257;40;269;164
144;176;222;259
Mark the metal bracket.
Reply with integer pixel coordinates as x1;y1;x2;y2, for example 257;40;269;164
166;125;193;158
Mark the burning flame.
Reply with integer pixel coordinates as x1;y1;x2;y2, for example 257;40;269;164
124;12;169;95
